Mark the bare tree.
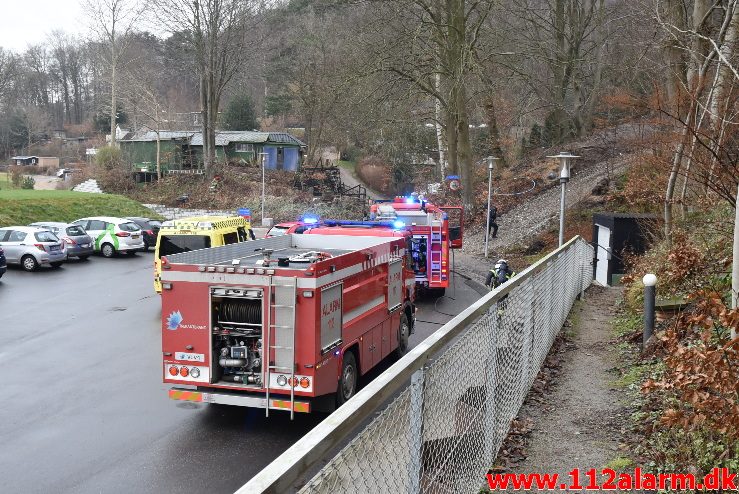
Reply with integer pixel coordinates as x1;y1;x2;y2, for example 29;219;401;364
83;0;144;146
150;0;256;170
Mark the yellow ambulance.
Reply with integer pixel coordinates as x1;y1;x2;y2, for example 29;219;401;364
153;216;254;293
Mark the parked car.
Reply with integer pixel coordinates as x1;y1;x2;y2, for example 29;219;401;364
70;216;145;257
29;222;94;260
0;226;66;271
0;246;6;279
125;217;162;250
265;220;318;238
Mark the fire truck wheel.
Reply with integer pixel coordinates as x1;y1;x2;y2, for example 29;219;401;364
336;351;358;406
394;313;410;359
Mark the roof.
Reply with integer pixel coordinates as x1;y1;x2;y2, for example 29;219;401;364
122;131;195;142
75;216;138;223
29;222;70;228
0;226;52;232
121;130;305;147
11;155;38;160
593;212;661;220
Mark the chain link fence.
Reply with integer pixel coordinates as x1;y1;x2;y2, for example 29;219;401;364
241;236;593;493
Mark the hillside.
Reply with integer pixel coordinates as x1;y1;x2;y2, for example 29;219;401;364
0;190;159;226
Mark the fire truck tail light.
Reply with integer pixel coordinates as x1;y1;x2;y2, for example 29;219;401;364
277;375;287;386
299;377;310;388
168;366;179;376
288;377;298;387
190;367;200;378
179;366;189;377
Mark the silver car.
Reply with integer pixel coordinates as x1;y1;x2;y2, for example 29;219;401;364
29;222;94;260
0;226;66;271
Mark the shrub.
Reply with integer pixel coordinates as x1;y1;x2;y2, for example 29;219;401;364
9;166;23;187
20;176;35;189
95;146;124;171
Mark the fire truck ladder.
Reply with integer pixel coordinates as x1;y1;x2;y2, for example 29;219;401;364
265;276;298;419
429;219;443;285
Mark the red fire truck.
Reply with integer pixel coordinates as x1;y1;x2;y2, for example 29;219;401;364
369;197;464;295
160;232;416;416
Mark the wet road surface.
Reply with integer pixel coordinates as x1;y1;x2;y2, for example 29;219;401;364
0;252;481;493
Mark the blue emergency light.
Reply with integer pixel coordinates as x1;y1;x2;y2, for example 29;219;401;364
393;220;406;229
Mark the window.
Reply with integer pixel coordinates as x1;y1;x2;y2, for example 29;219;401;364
237;227;247;242
35;231;59;242
72;220;89;230
0;230;10;242
235;143;254;154
118;222;140;232
9;231;27;242
88;220;107;231
66;226;86;236
158;235;211;258
223;232;238;245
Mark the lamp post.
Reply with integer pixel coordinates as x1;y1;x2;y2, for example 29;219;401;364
258;152;268;226
484;156;499;258
547;152;580;247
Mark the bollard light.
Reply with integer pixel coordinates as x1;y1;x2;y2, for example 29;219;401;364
642;273;657;287
642;273;657;349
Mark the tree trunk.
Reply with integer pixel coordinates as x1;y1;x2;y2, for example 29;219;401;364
110;61;117;147
434;72;447;180
706;3;739;194
445;109;458;176
156;127;161;181
663;0;686;103
456;84;474;209
665;100;694;241
733;181;739;339
484;97;505;165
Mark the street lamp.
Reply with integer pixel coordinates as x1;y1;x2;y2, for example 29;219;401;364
547;152;580;247
484;156;500;258
258;152;268;226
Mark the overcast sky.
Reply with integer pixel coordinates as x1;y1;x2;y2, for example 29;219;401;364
0;0;85;52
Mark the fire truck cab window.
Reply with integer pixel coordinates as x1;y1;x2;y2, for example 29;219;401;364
237;227;247;242
158;235;211;258
223;232;238;245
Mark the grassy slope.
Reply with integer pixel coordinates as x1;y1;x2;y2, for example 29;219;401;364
0;189;159;226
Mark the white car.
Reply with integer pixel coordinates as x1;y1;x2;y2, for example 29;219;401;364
71;216;145;257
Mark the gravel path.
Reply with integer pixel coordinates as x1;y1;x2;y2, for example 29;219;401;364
338;166;387;200
501;286;627;490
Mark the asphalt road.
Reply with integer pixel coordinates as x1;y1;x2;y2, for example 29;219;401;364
0;252;482;494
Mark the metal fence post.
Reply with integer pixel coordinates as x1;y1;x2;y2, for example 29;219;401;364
408;367;425;494
484;303;499;460
643;274;657;349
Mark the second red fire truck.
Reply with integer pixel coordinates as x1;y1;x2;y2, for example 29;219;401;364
369;196;463;295
160;231;416;416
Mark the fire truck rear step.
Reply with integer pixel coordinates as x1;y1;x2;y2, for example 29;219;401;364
266;277;298;419
169;387;310;413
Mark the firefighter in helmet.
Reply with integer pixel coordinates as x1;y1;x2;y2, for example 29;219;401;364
485;259;515;289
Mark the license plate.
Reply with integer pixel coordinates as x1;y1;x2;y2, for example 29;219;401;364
50;245;60;252
132;235;140;239
175;352;205;362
